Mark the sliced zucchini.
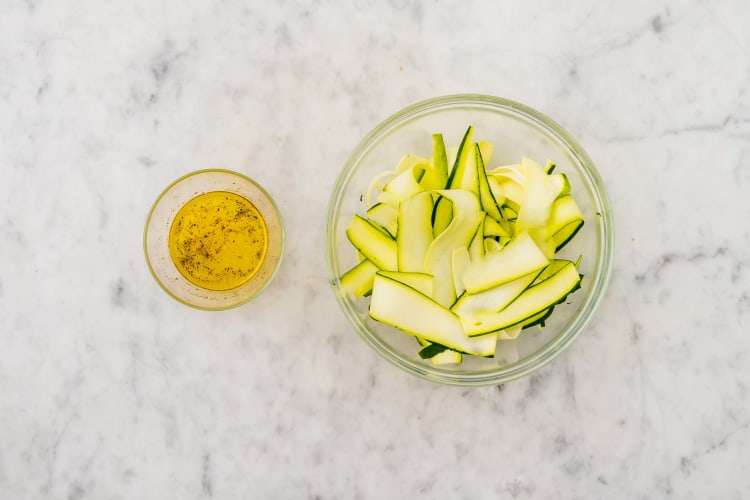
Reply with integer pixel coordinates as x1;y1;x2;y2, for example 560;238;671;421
549;173;571;199
483;237;504;253
432;349;463;365
493;177;523;209
377;270;433;297
340;259;379;297
365;169;396;208
552;221;584;252
483;214;509;239
497;324;523;340
369;274;497;357
451;269;541;318
451;247;471;297
423;189;482;307
345;214;398;271
431;195;453;237
417;338;462;364
341;127;588;366
547;195;583;234
446;145;458;174
461;261;581;336
547;194;584;251
431;349;462;364
478;139;494;165
468;216;485;261
488;164;525;186
417;339;448;359
366;203;398;237
450;246;471;297
462;232;548;294
516;157;558;257
501;204;518;221
377;164;426;208
432;127;476;247
446;126;477;192
487;176;506;207
521;307;554;330
423;134;449;190
394;154;429;174
475;143;503;221
397;192;434;272
532;259;571;285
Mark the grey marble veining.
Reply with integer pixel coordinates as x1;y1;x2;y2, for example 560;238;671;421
1;0;749;498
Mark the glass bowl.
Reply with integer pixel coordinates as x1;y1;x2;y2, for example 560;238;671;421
144;169;284;310
325;94;614;386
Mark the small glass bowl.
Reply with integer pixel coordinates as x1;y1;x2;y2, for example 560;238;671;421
144;169;284;310
325;94;614;386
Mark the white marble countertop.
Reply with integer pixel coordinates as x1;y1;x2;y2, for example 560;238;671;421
1;0;749;498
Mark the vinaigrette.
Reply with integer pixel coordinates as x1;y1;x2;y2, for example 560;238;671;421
168;191;267;290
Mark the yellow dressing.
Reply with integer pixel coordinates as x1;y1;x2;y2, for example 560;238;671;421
168;191;267;291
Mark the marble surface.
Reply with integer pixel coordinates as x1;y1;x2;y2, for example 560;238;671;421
1;0;749;498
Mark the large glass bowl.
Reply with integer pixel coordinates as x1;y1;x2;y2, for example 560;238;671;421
325;94;614;386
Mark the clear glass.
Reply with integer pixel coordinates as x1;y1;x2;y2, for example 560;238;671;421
325;94;614;386
145;169;285;310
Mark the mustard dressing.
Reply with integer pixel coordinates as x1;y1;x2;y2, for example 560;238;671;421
168;191;267;290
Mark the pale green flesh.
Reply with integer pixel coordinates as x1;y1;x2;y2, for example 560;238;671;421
431;349;462;364
468;216;485;261
345;215;398;271
431;195;453;236
552;220;584;251
369;274;497;357
547;194;584;251
377;163;426;208
417;337;462;364
516;157;559;257
450;246;471;297
532;259;571;285
484;237;504;253
416;337;462;365
377;270;434;297
487;164;524;184
483;214;508;238
487;176;506;208
397;192;434;272
548;195;583;234
478;140;494;165
475;143;503;221
549;173;571;199
491;176;524;208
452;268;542;317
462;232;549;294
340;259;379;297
446;126;476;191
432;125;474;235
429;134;449;190
394;154;429;174
462;262;581;337
423;189;482;307
366;203;398;237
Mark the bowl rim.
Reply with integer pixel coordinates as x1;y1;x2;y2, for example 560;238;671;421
144;168;285;311
325;93;614;386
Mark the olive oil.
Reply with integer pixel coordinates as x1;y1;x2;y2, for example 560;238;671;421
168;191;267;291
